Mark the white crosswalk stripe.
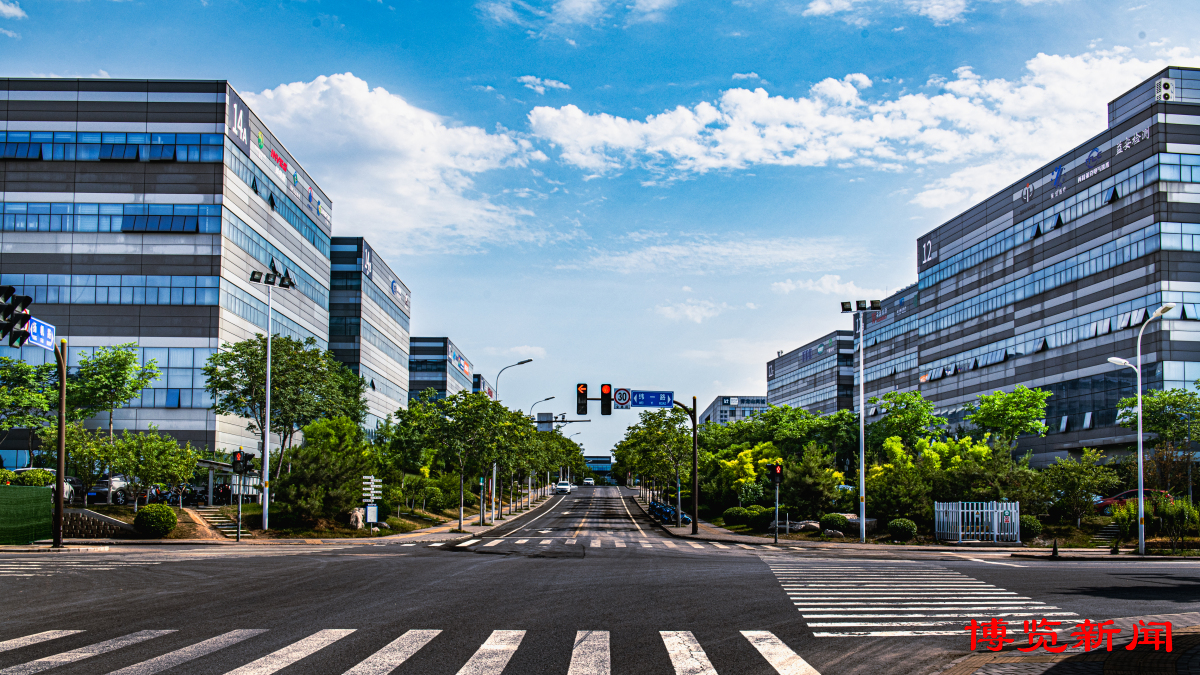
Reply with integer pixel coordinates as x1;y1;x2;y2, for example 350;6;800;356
567;631;609;675
225;629;355;674
741;631;820;675
109;630;268;675
342;629;441;675
456;630;525;675
660;631;717;675
0;630;175;675
768;562;1077;637
0;632;82;655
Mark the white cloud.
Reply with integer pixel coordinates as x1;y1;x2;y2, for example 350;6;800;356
771;274;884;297
681;285;693;292
529;47;1200;209
576;236;858;274
517;75;571;95
656;299;729;323
0;1;26;19
798;0;1066;24
241;73;546;255
732;72;761;80
0;27;17;37
479;0;678;28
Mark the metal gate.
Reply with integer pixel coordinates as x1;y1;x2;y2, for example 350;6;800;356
935;501;1020;542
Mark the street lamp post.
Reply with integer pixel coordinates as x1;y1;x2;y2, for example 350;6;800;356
247;260;295;531
843;299;881;544
1108;302;1175;556
529;396;555;415
493;358;532;401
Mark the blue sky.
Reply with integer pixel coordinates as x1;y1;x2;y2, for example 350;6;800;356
3;0;1200;456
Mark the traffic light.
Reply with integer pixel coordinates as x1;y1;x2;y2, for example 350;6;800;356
600;384;612;415
0;286;33;348
770;463;783;484
231;449;246;474
244;453;256;473
576;383;587;415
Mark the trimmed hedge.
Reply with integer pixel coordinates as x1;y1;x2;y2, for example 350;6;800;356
888;518;918;541
134;503;178;538
722;506;751;526
820;513;850;532
1020;515;1042;541
0;469;15;485
16;469;54;487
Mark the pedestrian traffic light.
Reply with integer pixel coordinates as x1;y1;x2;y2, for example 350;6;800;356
244;453;255;473
0;286;33;348
231;449;246;474
770;463;783;484
576;383;588;415
600;384;612;415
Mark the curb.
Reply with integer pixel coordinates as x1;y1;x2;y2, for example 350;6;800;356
1011;552;1200;561
0;545;111;553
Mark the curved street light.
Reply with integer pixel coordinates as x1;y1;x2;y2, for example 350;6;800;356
1107;302;1175;556
529;396;555;415
494;358;532;401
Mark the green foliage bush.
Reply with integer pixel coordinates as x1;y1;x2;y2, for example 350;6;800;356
820;512;850;532
722;506;750;526
1019;515;1042;541
1110;500;1137;543
747;508;777;530
276;417;372;523
134;503;178;538
0;469;15;485
888;518;918;541
423;486;445;512
16;469;54;487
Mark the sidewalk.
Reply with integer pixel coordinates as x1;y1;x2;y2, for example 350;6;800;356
7;493;558;549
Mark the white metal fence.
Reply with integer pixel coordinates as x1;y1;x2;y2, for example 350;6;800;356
935;501;1020;542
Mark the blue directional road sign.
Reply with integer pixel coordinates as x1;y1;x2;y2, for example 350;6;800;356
26;317;55;350
631;390;674;408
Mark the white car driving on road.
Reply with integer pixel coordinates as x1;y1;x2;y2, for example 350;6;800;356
555;481;572;494
584;478;594;486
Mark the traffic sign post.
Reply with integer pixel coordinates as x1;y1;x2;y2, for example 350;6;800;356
632;391;674;408
613;388;631;409
26;317;55;351
362;475;382;528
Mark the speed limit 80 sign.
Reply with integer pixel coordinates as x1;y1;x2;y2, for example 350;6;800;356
613;388;631;409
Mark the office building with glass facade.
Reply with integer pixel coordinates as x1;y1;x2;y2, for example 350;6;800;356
779;66;1200;465
472;374;495;399
766;331;854;414
328;237;411;433
855;285;922;422
0;78;334;466
700;395;768;425
408;337;473;400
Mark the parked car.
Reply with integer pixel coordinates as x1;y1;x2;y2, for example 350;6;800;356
87;474;132;505
555;481;572;494
1095;489;1173;514
583;478;595;486
12;468;75;503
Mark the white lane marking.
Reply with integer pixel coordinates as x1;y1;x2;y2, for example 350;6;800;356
510;495;563;534
566;539;577;545
0;632;82;655
761;545;780;550
457;540;481;547
712;543;729;549
619;494;645;535
539;539;552;545
949;554;1026;567
0;631;174;675
482;540;503;547
428;543;444;547
401;544;416;547
663;540;677;548
109;630;268;675
737;544;755;550
516;540;528;544
808;621;988;627
455;630;525;675
660;631;717;675
742;631;820;675
812;630;962;637
801;612;1078;618
567;631;609;675
614;541;626;548
688;543;704;549
590;539;601;548
225;629;355;675
641;543;654;548
342;629;441;675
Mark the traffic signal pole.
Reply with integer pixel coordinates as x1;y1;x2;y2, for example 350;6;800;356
52;338;67;548
672;397;699;535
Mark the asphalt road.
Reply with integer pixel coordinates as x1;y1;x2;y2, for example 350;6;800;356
2;486;1198;674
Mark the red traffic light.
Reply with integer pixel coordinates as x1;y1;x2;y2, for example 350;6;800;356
601;384;611;394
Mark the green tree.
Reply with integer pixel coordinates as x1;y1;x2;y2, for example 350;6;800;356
620;408;694;525
423;392;515;530
36;422;111;506
203;335;367;480
276;416;373;523
1158;497;1199;553
781;443;844;519
111;425;200;512
0;357;55;466
1043;448;1120;527
962;385;1052;450
1116;388;1200;492
867;391;946;449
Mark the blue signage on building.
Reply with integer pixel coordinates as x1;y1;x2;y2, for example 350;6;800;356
26;317;55;350
631;391;674;407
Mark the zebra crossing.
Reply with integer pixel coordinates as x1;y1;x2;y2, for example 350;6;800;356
767;561;1077;638
453;537;765;551
0;547;354;578
0;628;821;674
0;560;161;577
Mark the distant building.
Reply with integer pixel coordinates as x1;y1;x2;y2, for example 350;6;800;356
328;236;411;434
700;395;768;425
409;337;473;400
584;454;613;483
766;331;855;414
473;374;495;399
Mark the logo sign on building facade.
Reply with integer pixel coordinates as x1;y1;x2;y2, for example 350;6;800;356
631;391;673;408
448;345;471;379
613;388;631;409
